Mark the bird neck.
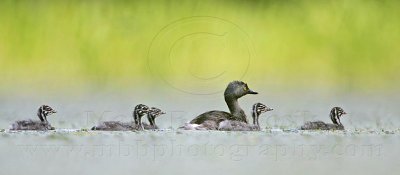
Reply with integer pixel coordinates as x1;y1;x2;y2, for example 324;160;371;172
252;111;258;125
37;110;45;122
330;112;342;126
252;108;260;129
133;110;142;126
225;95;246;121
147;115;156;126
38;114;45;122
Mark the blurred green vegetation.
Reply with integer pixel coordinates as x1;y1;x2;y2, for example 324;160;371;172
0;0;399;94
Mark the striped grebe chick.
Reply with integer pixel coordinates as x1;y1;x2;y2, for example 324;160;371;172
182;81;258;130
142;107;166;130
218;103;273;131
91;104;149;131
10;105;57;131
300;107;347;130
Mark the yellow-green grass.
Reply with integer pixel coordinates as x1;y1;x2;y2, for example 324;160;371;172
0;0;399;93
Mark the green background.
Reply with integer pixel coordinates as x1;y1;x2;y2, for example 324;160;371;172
0;0;399;95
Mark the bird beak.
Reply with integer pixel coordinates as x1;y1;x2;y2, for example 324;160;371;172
161;111;166;115
268;108;274;111
343;112;347;115
247;89;258;94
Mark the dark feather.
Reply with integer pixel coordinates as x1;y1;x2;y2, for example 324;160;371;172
218;120;259;131
91;121;138;131
189;110;239;124
10;120;54;131
300;121;344;130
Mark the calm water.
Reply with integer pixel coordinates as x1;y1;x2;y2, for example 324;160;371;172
0;92;399;175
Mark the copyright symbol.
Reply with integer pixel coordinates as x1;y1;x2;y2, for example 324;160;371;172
148;16;254;95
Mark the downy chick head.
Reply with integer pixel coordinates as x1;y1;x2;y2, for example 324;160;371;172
330;107;347;125
134;104;150;116
148;107;166;119
252;103;273;116
37;105;57;122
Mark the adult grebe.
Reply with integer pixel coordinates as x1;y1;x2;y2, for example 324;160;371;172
181;81;258;130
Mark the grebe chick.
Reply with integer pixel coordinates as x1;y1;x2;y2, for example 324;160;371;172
300;107;347;130
182;81;258;130
91;104;149;131
218;103;273;131
10;105;57;131
142;107;166;130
